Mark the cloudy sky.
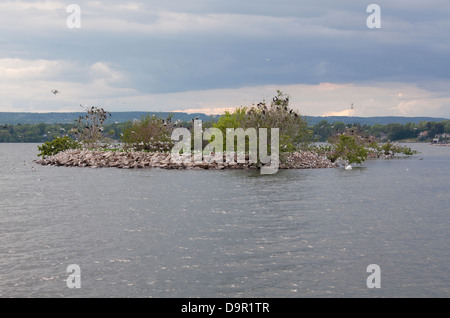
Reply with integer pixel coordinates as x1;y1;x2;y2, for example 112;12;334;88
1;0;449;117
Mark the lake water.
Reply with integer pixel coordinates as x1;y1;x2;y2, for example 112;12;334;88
0;143;449;298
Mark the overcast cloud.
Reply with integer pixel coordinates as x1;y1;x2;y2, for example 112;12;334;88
1;0;449;117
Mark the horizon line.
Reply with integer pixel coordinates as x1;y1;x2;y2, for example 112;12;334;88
0;110;449;120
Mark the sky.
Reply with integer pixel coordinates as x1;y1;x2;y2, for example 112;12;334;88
1;0;449;118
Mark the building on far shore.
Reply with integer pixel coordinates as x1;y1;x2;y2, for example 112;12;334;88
419;131;429;138
431;133;450;144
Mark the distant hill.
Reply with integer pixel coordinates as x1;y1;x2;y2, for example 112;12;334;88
0;112;214;125
0;112;448;126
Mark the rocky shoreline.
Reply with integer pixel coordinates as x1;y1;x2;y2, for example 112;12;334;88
34;149;337;170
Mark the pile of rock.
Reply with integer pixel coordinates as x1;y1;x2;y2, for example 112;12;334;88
281;151;338;169
34;149;337;170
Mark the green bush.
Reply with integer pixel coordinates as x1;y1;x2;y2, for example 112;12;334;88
37;136;81;158
328;134;368;164
380;142;418;156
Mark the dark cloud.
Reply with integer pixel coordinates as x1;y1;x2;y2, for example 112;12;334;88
1;1;449;116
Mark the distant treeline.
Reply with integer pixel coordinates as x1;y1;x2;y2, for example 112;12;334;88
1;118;449;143
310;119;450;142
1;112;448;126
0;122;127;143
0;112;214;126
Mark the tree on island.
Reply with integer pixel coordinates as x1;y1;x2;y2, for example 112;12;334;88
120;114;175;152
327;134;369;165
37;105;111;157
213;90;310;156
70;105;111;149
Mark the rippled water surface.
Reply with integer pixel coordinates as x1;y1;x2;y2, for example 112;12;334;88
0;143;449;297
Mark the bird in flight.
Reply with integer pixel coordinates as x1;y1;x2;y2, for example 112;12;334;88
51;90;59;95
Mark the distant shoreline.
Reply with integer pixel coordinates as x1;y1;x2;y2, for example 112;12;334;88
1;112;448;125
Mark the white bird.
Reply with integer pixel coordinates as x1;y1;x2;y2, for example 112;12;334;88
345;164;352;170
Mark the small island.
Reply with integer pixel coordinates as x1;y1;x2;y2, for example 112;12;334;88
34;92;418;171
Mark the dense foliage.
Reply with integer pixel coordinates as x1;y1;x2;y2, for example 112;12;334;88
37;136;81;158
328;134;369;164
377;142;419;157
213;91;310;154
